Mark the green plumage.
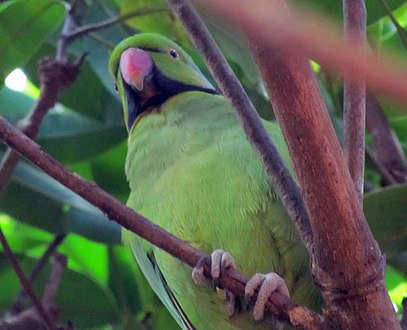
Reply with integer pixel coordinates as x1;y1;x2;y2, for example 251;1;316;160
110;33;321;329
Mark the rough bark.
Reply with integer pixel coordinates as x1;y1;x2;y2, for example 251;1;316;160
199;0;400;328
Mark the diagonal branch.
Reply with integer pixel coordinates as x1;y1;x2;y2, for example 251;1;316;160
0;0;84;199
0;115;323;329
0;227;57;330
10;234;67;315
366;92;407;184
166;0;314;251
342;0;366;201
0;58;81;198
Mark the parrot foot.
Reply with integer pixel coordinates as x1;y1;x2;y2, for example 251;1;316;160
245;272;290;322
192;249;239;317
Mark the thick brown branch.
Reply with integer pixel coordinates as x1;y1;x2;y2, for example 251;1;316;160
166;0;314;251
366;93;407;184
0;116;322;328
199;0;400;328
343;0;366;200
0;227;57;330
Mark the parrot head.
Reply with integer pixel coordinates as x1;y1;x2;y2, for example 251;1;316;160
109;33;218;131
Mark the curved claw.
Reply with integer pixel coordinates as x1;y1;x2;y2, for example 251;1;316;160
192;255;210;285
192;249;239;317
245;272;290;321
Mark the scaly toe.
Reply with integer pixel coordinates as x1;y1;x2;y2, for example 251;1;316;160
210;249;236;289
245;272;289;321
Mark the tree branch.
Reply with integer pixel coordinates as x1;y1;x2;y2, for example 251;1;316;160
365;146;398;185
42;253;67;309
198;0;400;328
0;252;67;329
10;234;67;315
401;297;407;330
0;115;322;329
56;0;79;60
0;226;57;330
366;92;407;184
166;0;314;251
0;0;84;199
343;0;366;201
378;0;407;51
0;58;81;198
62;7;168;43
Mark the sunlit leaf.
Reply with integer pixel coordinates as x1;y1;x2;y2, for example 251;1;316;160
0;0;65;82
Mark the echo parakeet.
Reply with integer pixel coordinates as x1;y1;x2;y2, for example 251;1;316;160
109;33;321;329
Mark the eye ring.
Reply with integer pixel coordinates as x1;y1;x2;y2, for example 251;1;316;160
169;49;179;59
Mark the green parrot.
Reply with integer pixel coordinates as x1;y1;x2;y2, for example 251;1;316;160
109;33;321;329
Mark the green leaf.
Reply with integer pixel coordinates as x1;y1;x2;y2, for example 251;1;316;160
385;265;407;310
37;109;126;163
0;159;121;244
0;88;127;163
91;141;129;202
22;40;124;122
364;183;407;258
0;0;65;82
203;17;259;85
121;0;175;36
0;215;52;254
299;0;406;25
108;245;143;315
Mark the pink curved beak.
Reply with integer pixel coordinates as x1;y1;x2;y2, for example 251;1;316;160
119;48;153;91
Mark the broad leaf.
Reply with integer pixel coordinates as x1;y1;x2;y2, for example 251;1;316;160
364;183;407;259
0;0;65;83
0;159;121;244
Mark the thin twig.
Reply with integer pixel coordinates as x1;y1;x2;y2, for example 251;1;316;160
401;297;407;330
63;7;168;42
0;226;57;330
0;58;80;198
166;0;314;250
378;0;407;51
366;92;407;184
0;116;323;328
10;234;67;315
42;253;67;307
343;0;366;201
365;146;398;185
87;32;116;50
56;0;78;61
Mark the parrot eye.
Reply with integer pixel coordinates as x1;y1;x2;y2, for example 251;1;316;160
169;49;179;59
